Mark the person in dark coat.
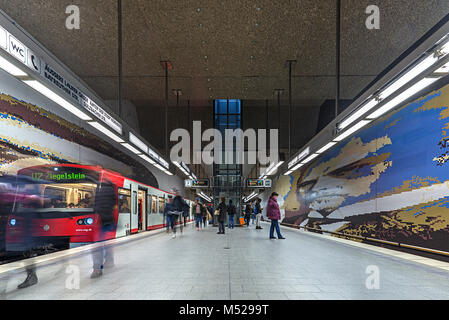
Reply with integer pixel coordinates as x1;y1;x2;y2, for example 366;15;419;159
244;202;252;227
266;192;285;240
167;192;189;238
227;199;236;229
217;197;227;234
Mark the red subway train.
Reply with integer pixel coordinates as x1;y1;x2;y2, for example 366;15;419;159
4;164;193;252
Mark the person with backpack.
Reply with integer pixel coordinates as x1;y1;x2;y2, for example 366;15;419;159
217;197;227;234
202;204;208;228
267;192;285;240
227;199;236;229
255;198;263;230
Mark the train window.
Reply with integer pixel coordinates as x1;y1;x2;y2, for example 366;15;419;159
15;182;97;211
151;195;158;213
159;197;165;214
118;189;131;213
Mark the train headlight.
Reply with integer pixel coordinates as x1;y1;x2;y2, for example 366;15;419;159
9;218;16;226
77;219;84;225
85;218;94;225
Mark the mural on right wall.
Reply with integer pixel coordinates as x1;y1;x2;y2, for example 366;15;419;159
276;80;449;253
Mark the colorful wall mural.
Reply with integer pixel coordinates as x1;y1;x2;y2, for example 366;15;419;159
275;80;449;253
0;92;158;187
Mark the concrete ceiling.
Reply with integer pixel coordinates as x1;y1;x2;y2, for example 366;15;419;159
0;0;448;102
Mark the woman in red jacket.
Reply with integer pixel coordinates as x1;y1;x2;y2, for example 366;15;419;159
266;192;285;240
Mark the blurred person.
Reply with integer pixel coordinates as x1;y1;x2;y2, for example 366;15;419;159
267;192;285;240
164;197;173;233
217;197;227;234
244;202;252;228
167;190;188;238
227;199;236;229
202;204;208;228
255;198;263;230
91;183;116;278
251;201;256;225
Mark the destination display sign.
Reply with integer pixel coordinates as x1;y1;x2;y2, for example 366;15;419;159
21;167;99;184
185;179;209;188
247;179;271;188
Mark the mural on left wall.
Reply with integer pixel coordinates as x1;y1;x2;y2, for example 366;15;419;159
0;92;158;187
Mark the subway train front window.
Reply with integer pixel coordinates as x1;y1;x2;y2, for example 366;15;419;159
13;166;99;214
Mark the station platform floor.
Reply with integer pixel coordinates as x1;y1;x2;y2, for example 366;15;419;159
1;222;449;300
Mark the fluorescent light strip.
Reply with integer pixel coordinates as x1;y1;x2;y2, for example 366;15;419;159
367;77;440;119
129;132;148;153
316;142;337;154
164;170;173;176
339;99;378;130
23;80;92;121
334;120;372;142
301;153;320;164
139;154;156;164
88;121;124;143
153;163;167;171
0;55;28;76
266;161;284;176
121;143;142;154
288;147;310;168
283;170;293;176
379;54;438;101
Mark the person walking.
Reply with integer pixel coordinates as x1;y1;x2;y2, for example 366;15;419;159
227;199;236;229
217;197;227;234
244;202;252;228
267;192;285;239
167;191;188;238
255;198;263;230
251;201;256;225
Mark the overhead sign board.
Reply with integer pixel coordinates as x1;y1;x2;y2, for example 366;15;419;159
185;179;209;188
247;179;272;188
0;23;123;135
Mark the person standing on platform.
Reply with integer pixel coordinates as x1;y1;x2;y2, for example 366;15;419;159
202;204;208;228
267;192;285;240
244;202;252;228
217;197;227;234
227;199;236;229
194;199;203;231
251;201;256;225
255;198;263;230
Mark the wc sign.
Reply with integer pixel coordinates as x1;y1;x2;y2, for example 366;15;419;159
8;34;26;64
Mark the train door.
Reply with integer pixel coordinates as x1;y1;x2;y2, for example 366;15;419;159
130;183;139;234
117;188;131;237
138;189;146;231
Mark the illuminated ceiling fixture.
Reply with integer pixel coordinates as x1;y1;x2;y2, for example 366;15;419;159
338;99;378;130
129;132;148;153
121;143;142;155
288;147;310;169
316;141;337;154
23;80;92;121
87;121;124;143
265;161;285;176
139;154;156;165
0;55;28;76
378;54;438;102
367;77;441;120
301;153;320;164
334;120;372;142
